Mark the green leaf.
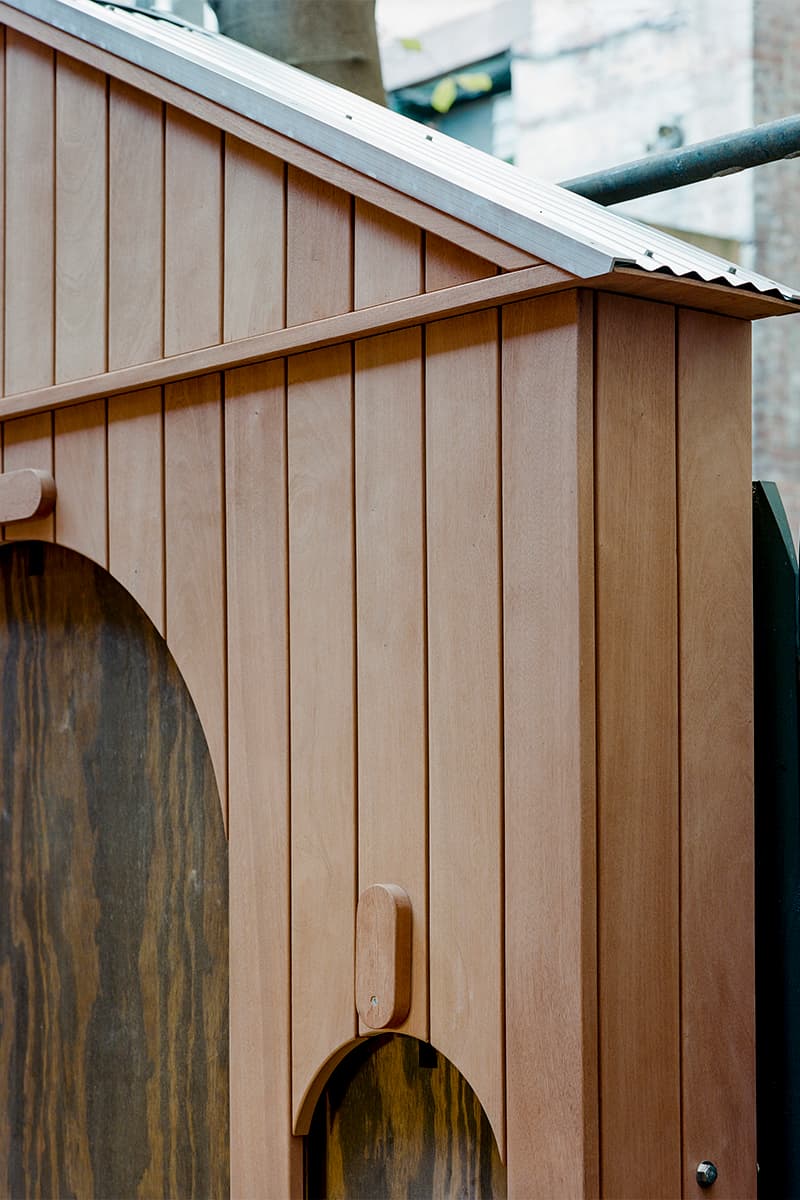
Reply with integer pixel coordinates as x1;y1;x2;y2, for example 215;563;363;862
399;36;423;51
430;77;458;114
453;71;493;95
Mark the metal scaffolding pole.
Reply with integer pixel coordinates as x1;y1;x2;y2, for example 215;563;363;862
561;113;800;205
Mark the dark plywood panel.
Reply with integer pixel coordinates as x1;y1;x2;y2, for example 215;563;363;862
0;542;228;1199
306;1036;506;1198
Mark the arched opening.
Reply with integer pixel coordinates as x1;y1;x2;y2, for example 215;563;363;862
305;1034;507;1198
0;541;228;1199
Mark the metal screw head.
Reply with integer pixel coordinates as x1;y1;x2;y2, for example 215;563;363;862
696;1161;718;1188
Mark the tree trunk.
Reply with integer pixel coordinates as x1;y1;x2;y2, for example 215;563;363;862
209;0;385;105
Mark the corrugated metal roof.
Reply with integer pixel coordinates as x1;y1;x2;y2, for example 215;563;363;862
9;0;800;305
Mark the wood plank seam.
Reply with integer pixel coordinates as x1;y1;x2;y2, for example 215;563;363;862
0;265;573;421
496;305;507;1158
421;321;431;1040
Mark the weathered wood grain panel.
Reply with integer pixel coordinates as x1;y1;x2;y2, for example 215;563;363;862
426;234;497;291
288;345;357;1130
226;360;302;1197
2;414;54;542
165;374;227;825
306;1037;507;1198
109;82;163;370
502;292;597;1197
0;541;228;1200
677;310;756;1199
55;56;107;383
224;138;285;341
165;109;222;356
108;388;164;634
426;310;504;1154
5;31;54;395
354;201;422;308
355;329;427;1041
286;168;352;326
54;398;107;566
595;293;680;1197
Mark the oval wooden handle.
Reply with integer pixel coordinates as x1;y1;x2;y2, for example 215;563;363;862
355;883;412;1030
0;468;56;524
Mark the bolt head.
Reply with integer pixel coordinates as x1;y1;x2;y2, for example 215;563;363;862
696;1161;718;1188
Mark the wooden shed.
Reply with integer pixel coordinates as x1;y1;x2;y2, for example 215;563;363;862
1;1;798;1196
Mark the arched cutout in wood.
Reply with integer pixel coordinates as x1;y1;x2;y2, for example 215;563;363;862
0;541;229;1199
305;1034;507;1198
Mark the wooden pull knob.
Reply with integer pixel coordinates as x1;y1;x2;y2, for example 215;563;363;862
355;884;412;1030
0;469;56;525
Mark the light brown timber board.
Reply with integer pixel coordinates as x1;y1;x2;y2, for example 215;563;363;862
53;398;107;566
286;167;352;326
2;414;54;541
55;55;107;383
354;201;422;308
0;265;574;422
224;138;285;341
502;291;597;1197
5;30;53;395
288;345;357;1132
426;309;505;1156
225;361;303;1198
107;387;164;633
164;373;227;826
355;329;427;1041
425;234;497;290
164;108;222;356
108;81;163;370
677;310;756;1199
595;293;681;1197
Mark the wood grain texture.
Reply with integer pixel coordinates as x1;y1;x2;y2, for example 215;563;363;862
426;234;497;291
426;310;504;1155
0;468;56;525
5;31;53;395
595;293;681;1198
0;31;5;395
165;374;227;825
286;167;352;326
108;388;164;635
306;1036;506;1198
225;360;303;1198
55;56;106;383
677;310;756;1199
354;201;422;308
109;81;163;370
0;541;228;1200
355;328;427;1042
355;885;412;1030
502;292;597;1197
54;399;107;567
224;137;285;341
165;108;222;356
288;345;357;1131
2;414;54;542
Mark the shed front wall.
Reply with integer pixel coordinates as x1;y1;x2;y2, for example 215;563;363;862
0;291;756;1198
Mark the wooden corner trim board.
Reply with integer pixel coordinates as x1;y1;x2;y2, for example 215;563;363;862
0;467;56;523
0;265;573;422
0;4;536;272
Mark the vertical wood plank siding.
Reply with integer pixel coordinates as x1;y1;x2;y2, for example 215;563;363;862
108;82;163;370
595;294;682;1197
55;57;107;383
426;310;505;1154
224;138;285;341
54;398;107;566
677;310;756;1199
225;361;302;1198
502;292;598;1197
5;31;53;395
3;414;54;542
288;345;357;1129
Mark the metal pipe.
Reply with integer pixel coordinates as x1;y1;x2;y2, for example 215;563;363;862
561;113;800;205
